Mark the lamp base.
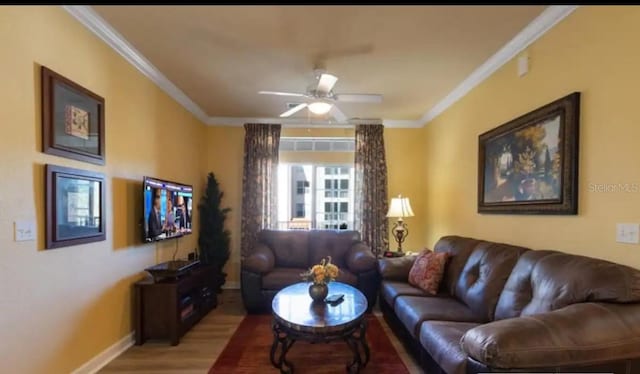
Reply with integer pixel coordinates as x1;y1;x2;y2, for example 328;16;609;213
391;219;408;253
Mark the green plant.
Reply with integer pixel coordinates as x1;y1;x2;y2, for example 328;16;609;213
198;172;231;292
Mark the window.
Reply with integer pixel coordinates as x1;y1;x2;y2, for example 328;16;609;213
295;203;305;218
277;163;355;230
296;181;307;194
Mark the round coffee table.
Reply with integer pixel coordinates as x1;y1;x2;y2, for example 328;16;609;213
270;282;370;373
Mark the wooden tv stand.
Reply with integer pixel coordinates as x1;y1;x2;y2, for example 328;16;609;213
134;264;217;346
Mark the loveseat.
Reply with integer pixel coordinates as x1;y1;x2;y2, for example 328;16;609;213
241;229;378;313
378;235;640;374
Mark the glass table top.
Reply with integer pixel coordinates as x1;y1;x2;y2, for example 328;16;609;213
272;282;368;330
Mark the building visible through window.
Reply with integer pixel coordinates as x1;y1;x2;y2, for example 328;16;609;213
277;164;354;230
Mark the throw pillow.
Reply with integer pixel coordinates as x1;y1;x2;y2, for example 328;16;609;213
408;249;449;295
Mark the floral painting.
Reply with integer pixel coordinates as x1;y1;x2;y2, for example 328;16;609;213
478;92;580;214
483;115;561;202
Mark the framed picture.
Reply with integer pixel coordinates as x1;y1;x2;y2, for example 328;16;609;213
45;164;106;249
42;66;105;165
478;92;580;214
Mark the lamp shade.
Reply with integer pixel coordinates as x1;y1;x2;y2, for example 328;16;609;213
386;195;415;218
308;101;332;115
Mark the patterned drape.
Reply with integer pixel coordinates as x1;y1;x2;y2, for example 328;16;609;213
240;123;281;259
354;124;389;257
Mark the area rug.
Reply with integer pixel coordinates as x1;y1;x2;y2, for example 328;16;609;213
209;314;410;373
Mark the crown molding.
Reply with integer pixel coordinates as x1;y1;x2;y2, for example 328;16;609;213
380;119;423;128
420;5;578;126
62;6;210;124
207;116;420;128
64;5;577;129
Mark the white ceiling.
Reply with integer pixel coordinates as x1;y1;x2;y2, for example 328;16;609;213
66;6;577;127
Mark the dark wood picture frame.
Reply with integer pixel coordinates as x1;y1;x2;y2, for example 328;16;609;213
478;92;580;214
45;164;106;249
42;66;105;165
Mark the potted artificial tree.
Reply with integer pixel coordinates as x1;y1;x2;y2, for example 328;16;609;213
198;172;231;294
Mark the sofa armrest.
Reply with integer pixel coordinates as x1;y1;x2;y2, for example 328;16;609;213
242;243;275;274
377;256;417;281
345;242;376;273
461;302;640;369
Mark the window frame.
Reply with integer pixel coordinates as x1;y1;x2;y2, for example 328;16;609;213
277;162;355;230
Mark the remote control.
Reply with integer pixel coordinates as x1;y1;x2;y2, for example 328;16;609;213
325;294;344;303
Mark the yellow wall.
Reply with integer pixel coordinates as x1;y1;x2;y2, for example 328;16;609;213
423;6;640;269
0;6;206;373
205;126;245;286
206;126;427;285
385;129;427;252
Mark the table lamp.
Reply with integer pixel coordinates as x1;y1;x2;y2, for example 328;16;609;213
386;195;415;253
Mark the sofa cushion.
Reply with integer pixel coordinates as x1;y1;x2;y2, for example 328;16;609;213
381;280;427;308
262;268;307;290
263;268;356;291
461;302;640;370
408;250;449;295
394;295;482;337
419;321;480;374
259;230;310;268
242;243;276;274
377;255;418;281
335;269;357;286
519;253;640;316
494;249;558;320
434;236;481;295
454;241;528;321
308;230;360;269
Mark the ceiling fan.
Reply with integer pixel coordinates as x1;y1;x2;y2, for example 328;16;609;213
258;68;383;122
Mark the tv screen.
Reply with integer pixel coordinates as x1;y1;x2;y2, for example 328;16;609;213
142;176;193;243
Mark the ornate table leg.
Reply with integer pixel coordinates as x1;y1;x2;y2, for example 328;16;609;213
345;319;369;373
345;336;363;373
270;320;296;373
357;319;370;366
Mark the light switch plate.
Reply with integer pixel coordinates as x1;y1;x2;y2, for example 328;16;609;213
616;223;639;244
15;220;36;241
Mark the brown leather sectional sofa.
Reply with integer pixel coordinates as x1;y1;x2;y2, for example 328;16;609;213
241;229;378;313
378;235;640;374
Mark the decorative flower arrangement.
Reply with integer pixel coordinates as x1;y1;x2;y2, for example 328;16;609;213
301;256;340;285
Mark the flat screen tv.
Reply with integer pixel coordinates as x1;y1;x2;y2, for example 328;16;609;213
142;176;193;243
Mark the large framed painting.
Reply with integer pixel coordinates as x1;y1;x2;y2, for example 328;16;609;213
478;92;580;214
41;66;105;165
45;164;106;249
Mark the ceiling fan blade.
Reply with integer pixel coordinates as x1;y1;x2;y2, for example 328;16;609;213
335;94;383;103
259;90;306;97
279;103;308;118
329;105;348;123
316;73;338;94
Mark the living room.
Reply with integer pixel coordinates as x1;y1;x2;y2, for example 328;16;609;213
2;5;640;374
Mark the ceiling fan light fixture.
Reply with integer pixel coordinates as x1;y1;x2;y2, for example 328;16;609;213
308;101;332;115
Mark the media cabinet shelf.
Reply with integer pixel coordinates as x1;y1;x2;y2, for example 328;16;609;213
135;264;217;346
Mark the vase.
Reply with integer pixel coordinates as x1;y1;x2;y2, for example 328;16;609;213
308;283;328;302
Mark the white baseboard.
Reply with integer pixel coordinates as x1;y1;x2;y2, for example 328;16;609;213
222;281;240;289
72;332;134;374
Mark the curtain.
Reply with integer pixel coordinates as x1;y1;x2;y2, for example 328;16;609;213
240;123;281;259
354;124;389;257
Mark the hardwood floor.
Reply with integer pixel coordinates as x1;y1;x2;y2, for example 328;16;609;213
100;290;422;373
